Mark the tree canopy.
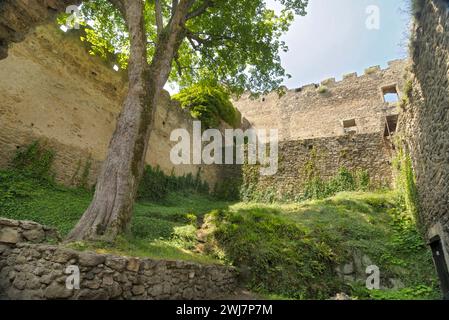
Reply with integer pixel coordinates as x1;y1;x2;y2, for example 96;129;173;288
69;0;308;95
64;0;308;241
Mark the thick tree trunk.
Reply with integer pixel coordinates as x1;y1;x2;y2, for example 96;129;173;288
67;0;192;242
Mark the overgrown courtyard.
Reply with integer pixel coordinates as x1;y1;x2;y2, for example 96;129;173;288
0;142;439;300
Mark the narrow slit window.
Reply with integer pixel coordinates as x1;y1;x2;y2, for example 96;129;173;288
384;114;399;137
343;119;357;134
382;85;399;103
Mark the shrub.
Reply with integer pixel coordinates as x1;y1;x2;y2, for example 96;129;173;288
302;167;371;201
317;85;328;94
210;208;340;299
137;166;209;202
173;83;241;129
213;178;242;201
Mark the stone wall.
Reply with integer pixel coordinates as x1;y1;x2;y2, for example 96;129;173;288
234;58;406;197
0;218;60;245
0;219;238;300
399;0;449;269
0;0;80;59
243;132;393;199
0;23;229;189
234;60;405;141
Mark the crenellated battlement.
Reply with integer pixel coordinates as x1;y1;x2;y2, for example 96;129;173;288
234;59;407;142
291;59;406;93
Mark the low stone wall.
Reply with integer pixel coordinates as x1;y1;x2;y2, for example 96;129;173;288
0;218;60;245
0;220;238;300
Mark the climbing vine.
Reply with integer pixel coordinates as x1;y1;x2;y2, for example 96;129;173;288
11;141;55;181
137;166;209;202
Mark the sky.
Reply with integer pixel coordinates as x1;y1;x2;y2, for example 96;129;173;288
267;0;412;88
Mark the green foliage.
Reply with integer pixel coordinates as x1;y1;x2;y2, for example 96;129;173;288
173;84;241;129
393;147;420;223
58;1;129;67
403;79;413;99
389;204;425;254
240;166;371;203
240;184;280;203
213;178;242;201
68;0;308;95
0;168;228;263
317;85;328;94
210;208;339;299
0;167;439;299
137;166;209;202
208;191;438;299
302;168;371;201
0;170;91;236
79;157;92;190
81;191;230;264
11;141;55;181
399;79;413;110
368;285;438;300
70;157;93;190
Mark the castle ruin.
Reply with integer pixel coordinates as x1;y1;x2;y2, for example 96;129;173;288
234;60;405;199
0;0;448;299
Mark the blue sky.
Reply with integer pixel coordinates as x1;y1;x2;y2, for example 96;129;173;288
267;0;412;88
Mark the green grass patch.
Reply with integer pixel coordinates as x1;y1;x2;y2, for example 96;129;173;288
206;190;439;299
0;169;439;299
0;169;229;264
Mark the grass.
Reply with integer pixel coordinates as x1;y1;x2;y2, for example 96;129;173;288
0;169;440;299
206;191;439;299
0;170;229;264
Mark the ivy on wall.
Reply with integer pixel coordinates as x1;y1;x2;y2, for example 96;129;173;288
392;141;420;225
138;166;209;202
11;141;55;182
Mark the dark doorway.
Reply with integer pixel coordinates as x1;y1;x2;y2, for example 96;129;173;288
430;236;449;299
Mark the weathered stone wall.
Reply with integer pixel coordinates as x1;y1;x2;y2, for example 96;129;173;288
243;132;393;199
0;218;60;245
0;23;228;189
0;219;238;300
234;60;405;141
234;59;405;197
399;0;449;266
0;0;80;59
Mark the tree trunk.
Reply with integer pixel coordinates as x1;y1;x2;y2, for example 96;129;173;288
67;0;192;242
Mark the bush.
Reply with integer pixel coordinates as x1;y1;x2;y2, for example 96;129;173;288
213;178;242;201
302;167;371;201
137;166;209;202
173;83;241;129
210;208;340;299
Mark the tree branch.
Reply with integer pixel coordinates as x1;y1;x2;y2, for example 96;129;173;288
155;0;164;35
171;0;179;16
186;31;206;44
107;0;126;17
186;0;213;20
148;0;195;88
174;54;183;77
